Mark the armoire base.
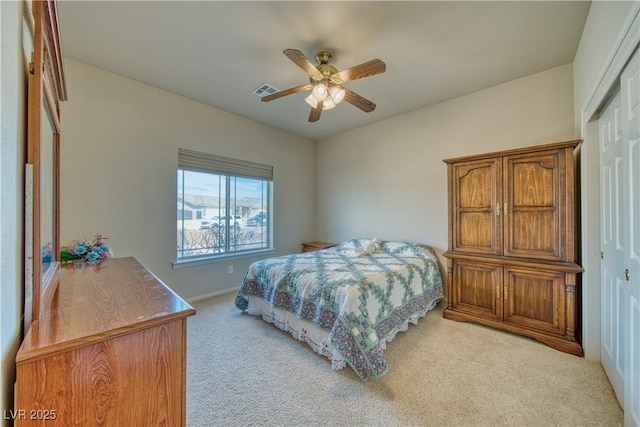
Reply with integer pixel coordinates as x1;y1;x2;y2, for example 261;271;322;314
443;308;583;357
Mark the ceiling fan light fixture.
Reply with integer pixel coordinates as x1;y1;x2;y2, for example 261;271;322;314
322;96;336;110
305;93;336;110
305;94;318;108
311;83;328;101
329;86;345;104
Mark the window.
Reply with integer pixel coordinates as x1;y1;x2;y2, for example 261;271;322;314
176;148;272;263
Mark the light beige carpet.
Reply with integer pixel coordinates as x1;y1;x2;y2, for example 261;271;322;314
187;292;622;426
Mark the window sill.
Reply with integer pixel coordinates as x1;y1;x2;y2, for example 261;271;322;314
171;248;276;270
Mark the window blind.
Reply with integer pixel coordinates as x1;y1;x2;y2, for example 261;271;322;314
178;148;273;181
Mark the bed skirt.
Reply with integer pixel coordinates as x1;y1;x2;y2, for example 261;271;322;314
247;296;348;370
245;294;442;373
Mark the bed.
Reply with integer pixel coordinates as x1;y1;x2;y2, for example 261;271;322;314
234;238;445;380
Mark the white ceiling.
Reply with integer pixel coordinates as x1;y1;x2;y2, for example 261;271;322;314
57;1;591;141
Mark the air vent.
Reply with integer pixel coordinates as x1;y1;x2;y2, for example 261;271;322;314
252;83;278;97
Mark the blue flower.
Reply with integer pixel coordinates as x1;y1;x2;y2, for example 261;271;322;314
86;250;99;262
62;234;111;263
73;245;88;256
42;246;52;263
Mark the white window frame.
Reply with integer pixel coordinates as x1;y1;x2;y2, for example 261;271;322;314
175;148;273;266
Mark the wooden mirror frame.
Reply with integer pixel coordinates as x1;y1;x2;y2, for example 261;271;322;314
26;0;67;322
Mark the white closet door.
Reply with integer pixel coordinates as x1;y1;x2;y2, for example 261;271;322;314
600;89;626;406
622;44;639;427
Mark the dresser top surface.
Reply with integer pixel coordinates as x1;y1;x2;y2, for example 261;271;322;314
17;257;196;362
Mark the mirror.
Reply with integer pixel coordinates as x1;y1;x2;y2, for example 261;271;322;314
40;94;56;281
26;0;66;323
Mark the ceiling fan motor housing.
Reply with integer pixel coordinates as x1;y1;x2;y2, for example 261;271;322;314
315;51;332;65
311;63;338;83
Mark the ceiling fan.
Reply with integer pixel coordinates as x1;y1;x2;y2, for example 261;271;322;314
261;49;386;122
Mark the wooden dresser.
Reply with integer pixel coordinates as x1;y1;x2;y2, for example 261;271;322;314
301;241;337;252
15;257;196;426
443;140;583;356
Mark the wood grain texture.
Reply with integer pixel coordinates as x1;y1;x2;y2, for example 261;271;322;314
452;259;502;321
28;0;67;323
283;49;322;80
18;257;195;361
16;257;195;426
452;158;502;255
504;151;564;260
343;87;376;112
301;242;337;253
443;140;583;357
504;266;564;335
332;58;386;84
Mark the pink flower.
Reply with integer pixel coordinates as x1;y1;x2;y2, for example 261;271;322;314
93;234;107;246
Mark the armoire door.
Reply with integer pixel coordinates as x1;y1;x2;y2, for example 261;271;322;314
451;259;503;320
503;266;565;335
450;158;502;255
503;150;565;261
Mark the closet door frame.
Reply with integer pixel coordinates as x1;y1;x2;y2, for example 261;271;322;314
579;4;639;362
620;43;639;427
580;5;639;426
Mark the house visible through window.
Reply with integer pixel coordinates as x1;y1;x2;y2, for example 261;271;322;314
176;148;272;263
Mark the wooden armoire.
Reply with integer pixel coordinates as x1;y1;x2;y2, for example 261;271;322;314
443;139;583;356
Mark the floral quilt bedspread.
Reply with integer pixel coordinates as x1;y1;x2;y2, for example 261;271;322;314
234;239;445;380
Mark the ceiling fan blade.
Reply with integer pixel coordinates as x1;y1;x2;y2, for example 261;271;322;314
261;84;312;102
283;49;323;81
309;101;323;122
331;59;386;84
343;87;376;112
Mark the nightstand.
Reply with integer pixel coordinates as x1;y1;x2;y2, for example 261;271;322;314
302;241;337;253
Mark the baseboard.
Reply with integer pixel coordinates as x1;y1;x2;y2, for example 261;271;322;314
186;287;239;303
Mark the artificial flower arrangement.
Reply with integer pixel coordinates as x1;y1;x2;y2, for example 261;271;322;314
60;234;112;263
41;243;53;264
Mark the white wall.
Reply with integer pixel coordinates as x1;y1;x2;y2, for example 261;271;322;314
574;1;637;136
316;63;576;252
3;1;633;420
0;1;28;424
573;1;639;361
60;60;316;301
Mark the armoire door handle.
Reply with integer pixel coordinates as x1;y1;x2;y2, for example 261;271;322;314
625;269;630;281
